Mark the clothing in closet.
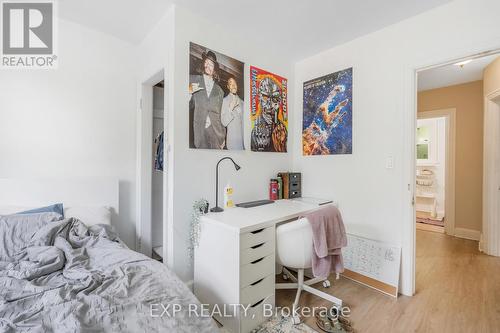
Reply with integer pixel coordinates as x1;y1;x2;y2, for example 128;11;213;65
154;131;164;171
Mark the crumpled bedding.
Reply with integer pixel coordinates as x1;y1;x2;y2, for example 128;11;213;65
0;217;218;333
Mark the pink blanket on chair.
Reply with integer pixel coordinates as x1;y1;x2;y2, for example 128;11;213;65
303;205;347;278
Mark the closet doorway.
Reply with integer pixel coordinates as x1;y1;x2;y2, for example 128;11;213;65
137;70;168;264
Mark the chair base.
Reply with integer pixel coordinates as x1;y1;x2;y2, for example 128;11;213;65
276;267;342;314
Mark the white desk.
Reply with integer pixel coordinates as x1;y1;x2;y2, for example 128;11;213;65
194;199;331;333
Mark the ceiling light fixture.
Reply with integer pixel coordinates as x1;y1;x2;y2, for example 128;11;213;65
454;59;472;68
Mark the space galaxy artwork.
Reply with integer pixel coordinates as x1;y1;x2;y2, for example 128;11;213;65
250;66;288;152
302;67;353;155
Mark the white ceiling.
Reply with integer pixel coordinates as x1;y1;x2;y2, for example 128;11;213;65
418;54;500;91
172;0;452;61
58;0;173;44
58;0;452;60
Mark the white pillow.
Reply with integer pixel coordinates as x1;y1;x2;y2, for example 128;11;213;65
0;206;32;215
64;206;111;226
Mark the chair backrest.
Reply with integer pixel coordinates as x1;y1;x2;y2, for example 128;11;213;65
275;217;313;269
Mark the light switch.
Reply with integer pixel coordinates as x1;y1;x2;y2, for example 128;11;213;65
386;156;394;169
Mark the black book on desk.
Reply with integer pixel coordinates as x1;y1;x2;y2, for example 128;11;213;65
236;200;275;208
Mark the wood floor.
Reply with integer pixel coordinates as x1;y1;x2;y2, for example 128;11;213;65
276;230;500;333
416;222;444;233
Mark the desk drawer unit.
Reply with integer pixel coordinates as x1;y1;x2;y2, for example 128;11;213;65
196;216;283;333
239;226;275;332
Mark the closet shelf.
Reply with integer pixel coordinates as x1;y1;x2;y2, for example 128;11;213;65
416;193;436;199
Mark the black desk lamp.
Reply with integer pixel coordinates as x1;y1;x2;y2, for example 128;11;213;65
210;157;241;213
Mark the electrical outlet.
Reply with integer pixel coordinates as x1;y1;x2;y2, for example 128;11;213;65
386;156;394;169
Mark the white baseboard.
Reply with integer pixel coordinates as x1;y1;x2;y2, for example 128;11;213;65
454;227;480;241
479;233;484;252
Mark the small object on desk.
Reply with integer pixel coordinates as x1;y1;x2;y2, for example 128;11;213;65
277;172;302;199
277;176;283;199
269;179;278;200
236;199;275;208
278;172;289;199
288;172;302;198
224;183;234;209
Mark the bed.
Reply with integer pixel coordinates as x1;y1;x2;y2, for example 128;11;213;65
0;179;218;333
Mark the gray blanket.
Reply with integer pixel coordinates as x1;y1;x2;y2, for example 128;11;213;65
0;217;218;333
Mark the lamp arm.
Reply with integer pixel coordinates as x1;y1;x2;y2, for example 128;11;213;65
215;157;232;207
216;157;235;169
215;160;219;208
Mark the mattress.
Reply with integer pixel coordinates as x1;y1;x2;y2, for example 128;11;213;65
0;217;218;332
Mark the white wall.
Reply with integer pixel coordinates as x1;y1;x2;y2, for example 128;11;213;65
169;5;294;282
292;0;500;295
0;19;138;248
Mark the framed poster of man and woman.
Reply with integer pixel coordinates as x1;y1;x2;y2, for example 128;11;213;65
188;42;288;152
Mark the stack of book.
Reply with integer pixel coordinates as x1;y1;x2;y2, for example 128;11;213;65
270;172;301;200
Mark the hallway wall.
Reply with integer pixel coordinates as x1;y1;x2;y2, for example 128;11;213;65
418;80;483;233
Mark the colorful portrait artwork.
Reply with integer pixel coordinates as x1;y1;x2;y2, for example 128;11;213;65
188;42;245;150
250;66;288;152
302;67;353;155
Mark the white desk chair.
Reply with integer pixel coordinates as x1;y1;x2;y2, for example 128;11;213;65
276;217;342;323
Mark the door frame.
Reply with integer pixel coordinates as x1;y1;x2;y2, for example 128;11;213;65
403;49;500;296
417;109;456;236
482;88;500;255
136;69;165;258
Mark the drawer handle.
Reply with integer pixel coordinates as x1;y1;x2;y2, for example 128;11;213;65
250;278;264;286
251;243;265;249
251;257;264;264
251;228;265;234
251;298;265;308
